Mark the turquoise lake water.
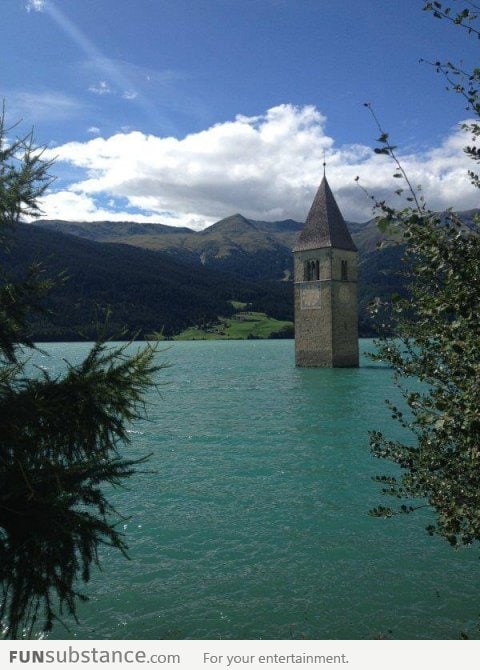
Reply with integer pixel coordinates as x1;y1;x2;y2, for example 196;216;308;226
31;340;480;640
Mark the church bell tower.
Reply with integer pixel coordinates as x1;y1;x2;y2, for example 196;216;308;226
293;176;359;367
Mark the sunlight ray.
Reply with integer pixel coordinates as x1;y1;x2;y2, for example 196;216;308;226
41;0;159;126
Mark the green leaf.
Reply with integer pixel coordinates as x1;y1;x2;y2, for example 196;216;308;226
377;218;390;233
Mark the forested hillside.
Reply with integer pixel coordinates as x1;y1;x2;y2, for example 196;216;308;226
2;224;292;341
35;214;301;281
31;213;412;338
15;210;478;340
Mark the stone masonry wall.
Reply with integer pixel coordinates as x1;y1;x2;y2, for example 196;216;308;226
294;248;358;367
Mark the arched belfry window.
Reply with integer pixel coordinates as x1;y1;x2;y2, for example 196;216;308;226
304;260;320;281
341;260;348;281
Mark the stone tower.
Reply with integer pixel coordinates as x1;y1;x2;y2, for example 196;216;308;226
293;176;359;367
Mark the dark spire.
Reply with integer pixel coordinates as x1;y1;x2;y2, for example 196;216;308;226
294;176;357;252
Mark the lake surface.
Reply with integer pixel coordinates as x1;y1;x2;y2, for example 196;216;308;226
31;340;480;640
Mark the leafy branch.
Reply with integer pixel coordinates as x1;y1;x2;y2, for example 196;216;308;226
423;1;480;37
362;4;480;550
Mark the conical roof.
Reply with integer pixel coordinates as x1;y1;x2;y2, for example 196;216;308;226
294;176;357;252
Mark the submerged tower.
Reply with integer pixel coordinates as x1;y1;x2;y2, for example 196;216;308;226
293;176;359;367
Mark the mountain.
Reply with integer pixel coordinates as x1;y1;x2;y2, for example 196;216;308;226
35;213;386;284
1;224;293;341
29;214;392;338
35;209;479;269
26;210;479;340
31;212;401;281
34;215;303;281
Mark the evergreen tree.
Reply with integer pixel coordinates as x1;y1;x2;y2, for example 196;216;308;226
0;111;164;638
366;3;480;548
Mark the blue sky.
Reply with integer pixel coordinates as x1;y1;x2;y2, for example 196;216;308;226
2;0;478;227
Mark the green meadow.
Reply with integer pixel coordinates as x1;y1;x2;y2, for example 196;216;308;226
174;309;293;340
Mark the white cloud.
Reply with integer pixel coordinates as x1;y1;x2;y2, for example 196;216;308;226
88;81;113;96
39;104;480;227
25;0;45;12
122;90;138;101
87;126;101;135
37;191;208;229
